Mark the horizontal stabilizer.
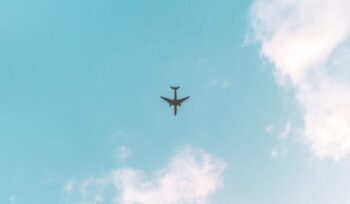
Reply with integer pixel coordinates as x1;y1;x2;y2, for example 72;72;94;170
170;86;180;90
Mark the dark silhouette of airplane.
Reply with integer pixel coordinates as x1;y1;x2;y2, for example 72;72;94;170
161;86;190;116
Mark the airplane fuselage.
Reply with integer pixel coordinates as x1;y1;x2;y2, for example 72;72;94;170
173;88;178;115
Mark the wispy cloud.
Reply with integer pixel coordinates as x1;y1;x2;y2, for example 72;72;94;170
279;121;292;140
271;144;288;158
9;194;16;204
266;121;293;158
65;147;226;204
265;121;293;139
250;0;350;160
264;125;275;135
64;179;74;194
210;79;232;88
114;146;131;161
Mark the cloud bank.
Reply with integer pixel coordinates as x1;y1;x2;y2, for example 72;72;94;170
250;0;350;160
66;147;225;204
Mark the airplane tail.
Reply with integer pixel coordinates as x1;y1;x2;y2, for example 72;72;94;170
170;86;180;90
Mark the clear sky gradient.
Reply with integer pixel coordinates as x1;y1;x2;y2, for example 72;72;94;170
1;0;350;203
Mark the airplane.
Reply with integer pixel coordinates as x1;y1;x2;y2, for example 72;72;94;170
161;86;190;116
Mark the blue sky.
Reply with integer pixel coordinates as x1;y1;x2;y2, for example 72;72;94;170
2;0;350;203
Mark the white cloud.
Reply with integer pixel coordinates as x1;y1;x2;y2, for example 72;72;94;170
250;0;350;160
67;147;226;204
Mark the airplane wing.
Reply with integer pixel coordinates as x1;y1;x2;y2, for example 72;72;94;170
161;96;174;105
176;96;190;105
